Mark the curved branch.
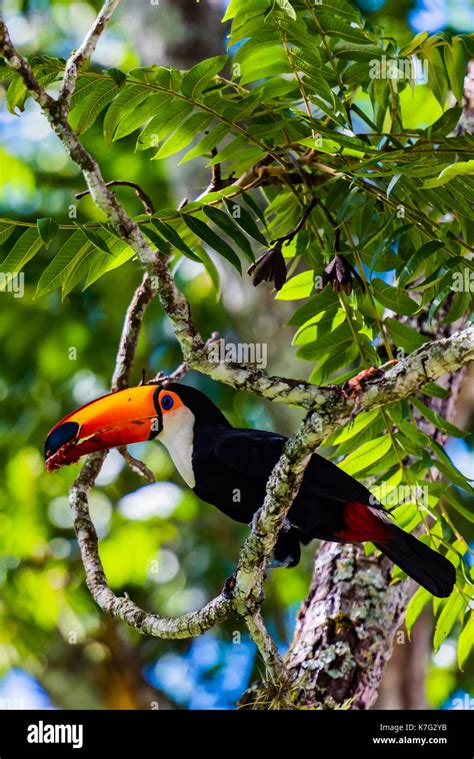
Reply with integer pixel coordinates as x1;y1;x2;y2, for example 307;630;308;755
70;454;233;639
68;273;235;639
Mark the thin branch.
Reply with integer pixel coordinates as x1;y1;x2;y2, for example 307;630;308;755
244;610;288;681
112;272;158;391
118;447;155;483
76;180;155;216
58;0;121;116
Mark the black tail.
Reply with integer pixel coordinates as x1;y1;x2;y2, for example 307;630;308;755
375;526;456;598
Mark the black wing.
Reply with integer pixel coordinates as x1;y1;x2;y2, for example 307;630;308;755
213;427;378;505
203;427;390;538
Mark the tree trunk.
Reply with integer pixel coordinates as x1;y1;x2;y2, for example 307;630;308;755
285;543;412;709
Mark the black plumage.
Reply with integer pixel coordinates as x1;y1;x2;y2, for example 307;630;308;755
167;385;456;596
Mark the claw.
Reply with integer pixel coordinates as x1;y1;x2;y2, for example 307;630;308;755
281;517;291;533
222;572;237;599
268;556;293;569
249;509;265;537
342;360;398;401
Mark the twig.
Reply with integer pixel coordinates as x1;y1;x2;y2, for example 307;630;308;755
76;181;155;216
118;448;155;483
112;272;158;391
272;197;318;248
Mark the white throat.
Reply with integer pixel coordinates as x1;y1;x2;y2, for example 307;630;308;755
158;406;196;488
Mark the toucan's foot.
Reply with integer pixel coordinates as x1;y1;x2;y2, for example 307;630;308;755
281;517;291;533
222;572;237;599
249;509;265;537
342;360;398;401
267;556;293;569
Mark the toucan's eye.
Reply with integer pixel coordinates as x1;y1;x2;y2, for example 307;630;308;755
161;394;174;411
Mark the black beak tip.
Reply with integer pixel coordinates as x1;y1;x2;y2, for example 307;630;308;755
44;421;80;461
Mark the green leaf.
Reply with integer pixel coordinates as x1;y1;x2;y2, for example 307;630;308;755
325;408;381;447
103;83;151;144
443;289;470;324
384;317;426;354
73;78;119;134
293;306;343;345
181;55;228;98
398;241;444;288
286;287;338;326
153;113;213;160
6;65;59;114
431;441;474;493
276;271;313;301
444;37;468;103
6;75;28;114
204;207;254;263
179;123;229;164
422;382;450;400
61;251;94;298
106;67;127;87
406;587;432;636
411;397;466;438
151;218;200;262
316;14;371;45
313;0;361;21
458;614;474;670
137;100;194;150
181;214;242;273
224;200;268;245
372;278;419;315
309;345;359;385
422;160;474;189
399;31;429;56
428;284;452;323
75;224;114;255
0;222;16;245
36;230;93;297
442;488;474;525
303;130;378;155
195;244;221;297
241;193;268;231
142;226;171;255
424;47;448;108
37;218;59;249
113;93;171;142
338;435;393;477
428;106;462;137
274;0;296;20
0;228;43;274
239;44;291;85
433;592;465;651
84;239;134;289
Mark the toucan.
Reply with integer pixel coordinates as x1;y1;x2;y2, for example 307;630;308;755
44;382;456;598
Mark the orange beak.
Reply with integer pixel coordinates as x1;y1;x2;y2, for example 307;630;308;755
44;386;161;471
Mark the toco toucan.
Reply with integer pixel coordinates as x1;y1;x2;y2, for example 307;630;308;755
44;383;456;598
